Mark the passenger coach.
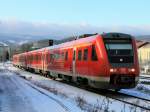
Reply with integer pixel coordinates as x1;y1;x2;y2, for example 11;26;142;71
13;33;139;90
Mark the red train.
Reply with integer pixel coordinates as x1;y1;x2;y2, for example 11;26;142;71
13;33;139;90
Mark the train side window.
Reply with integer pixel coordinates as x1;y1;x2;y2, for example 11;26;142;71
65;51;68;60
62;52;65;59
31;55;33;61
50;54;53;59
91;45;98;61
78;50;82;60
38;55;41;61
38;55;40;61
83;49;88;61
73;50;76;60
36;55;38;61
32;55;34;61
34;55;36;61
32;55;34;62
46;53;49;61
55;53;59;59
49;54;54;62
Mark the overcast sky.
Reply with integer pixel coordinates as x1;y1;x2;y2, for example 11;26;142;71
0;0;150;37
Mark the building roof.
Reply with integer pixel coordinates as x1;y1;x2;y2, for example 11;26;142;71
138;43;150;48
136;40;149;48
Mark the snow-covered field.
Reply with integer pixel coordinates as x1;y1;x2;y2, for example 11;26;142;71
1;62;150;112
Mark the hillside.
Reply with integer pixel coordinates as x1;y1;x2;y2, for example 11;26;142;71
0;33;55;46
136;35;150;41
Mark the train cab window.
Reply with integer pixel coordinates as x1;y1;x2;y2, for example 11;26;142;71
91;45;98;61
78;50;82;60
83;49;88;60
65;51;68;60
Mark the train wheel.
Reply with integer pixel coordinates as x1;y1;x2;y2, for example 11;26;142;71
49;71;57;80
47;71;53;78
62;75;72;82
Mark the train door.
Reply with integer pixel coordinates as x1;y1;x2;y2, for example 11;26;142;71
40;50;44;72
72;48;76;75
42;51;45;72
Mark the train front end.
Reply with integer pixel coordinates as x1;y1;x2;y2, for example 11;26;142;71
103;33;139;89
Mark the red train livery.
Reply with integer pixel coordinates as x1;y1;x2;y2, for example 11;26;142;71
13;33;139;90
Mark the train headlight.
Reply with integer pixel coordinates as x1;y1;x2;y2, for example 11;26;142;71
110;68;114;72
131;68;135;72
129;68;135;72
110;68;117;72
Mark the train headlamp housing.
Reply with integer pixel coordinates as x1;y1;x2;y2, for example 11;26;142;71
110;68;117;72
129;68;135;72
110;69;114;72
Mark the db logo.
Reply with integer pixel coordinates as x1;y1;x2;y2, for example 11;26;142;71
120;58;123;62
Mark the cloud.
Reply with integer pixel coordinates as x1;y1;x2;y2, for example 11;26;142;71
0;19;150;40
0;20;101;38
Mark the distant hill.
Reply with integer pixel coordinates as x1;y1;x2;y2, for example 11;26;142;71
136;35;150;42
0;33;57;46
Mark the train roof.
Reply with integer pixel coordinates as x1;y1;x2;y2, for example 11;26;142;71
13;52;27;56
28;48;46;53
102;32;132;39
44;33;133;50
44;34;99;50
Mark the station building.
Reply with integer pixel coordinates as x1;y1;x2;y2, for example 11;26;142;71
0;42;9;62
138;45;150;65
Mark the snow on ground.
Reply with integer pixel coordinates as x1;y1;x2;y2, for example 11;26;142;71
0;63;82;112
120;84;150;101
120;77;150;100
4;62;150;112
140;74;150;78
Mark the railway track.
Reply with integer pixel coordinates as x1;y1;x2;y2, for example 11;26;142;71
140;75;150;80
66;82;150;111
97;90;150;111
26;82;71;112
24;77;150;112
7;66;150;112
